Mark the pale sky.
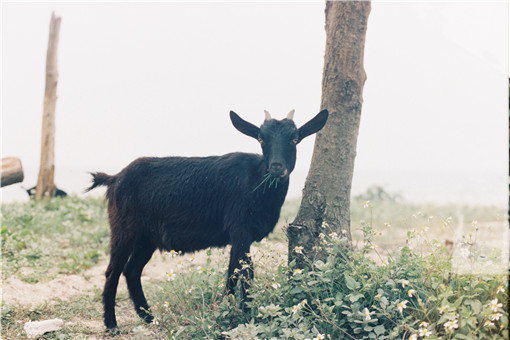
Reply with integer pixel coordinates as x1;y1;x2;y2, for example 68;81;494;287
1;1;508;205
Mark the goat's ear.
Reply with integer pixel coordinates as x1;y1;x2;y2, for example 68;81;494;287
230;111;260;139
298;109;329;142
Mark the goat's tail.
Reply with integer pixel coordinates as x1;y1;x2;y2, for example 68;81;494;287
85;172;116;192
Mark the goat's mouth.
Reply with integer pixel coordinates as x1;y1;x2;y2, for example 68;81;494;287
269;168;289;179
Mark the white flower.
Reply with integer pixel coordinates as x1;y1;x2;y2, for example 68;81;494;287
443;319;458;330
363;200;370;208
418;328;432;337
384;222;391;228
313;334;325;340
271;282;280;289
397;300;408;313
484;320;494;327
293;246;304;254
363;307;371;320
293;268;303;276
489;298;502;312
419;321;429;328
408;289;416;297
497;285;505;294
291;305;300;314
438;305;449;314
329;232;338;238
401;279;409;288
163;301;170;308
491;312;502;321
409;335;418;340
166;270;175;281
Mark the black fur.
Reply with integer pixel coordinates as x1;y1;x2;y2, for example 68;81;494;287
87;109;328;331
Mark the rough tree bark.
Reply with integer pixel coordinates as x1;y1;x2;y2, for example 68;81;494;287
288;1;371;267
1;157;24;187
36;12;61;200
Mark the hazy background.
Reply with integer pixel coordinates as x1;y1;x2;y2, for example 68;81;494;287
1;1;508;206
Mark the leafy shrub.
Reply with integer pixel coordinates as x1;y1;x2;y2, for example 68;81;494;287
151;204;508;339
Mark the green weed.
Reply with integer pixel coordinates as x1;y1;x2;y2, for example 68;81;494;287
149;199;507;339
1;196;109;282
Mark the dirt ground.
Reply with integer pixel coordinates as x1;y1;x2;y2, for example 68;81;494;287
3;251;175;307
2;249;216;338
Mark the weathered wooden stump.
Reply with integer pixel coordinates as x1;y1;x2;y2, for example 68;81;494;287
1;157;24;187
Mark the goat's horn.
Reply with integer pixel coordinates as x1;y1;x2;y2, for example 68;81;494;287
286;109;295;120
264;110;272;120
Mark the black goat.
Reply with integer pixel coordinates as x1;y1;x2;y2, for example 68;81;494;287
86;109;328;331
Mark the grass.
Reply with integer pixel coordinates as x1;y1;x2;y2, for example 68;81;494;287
1;188;507;339
1;196;110;283
1;291;103;339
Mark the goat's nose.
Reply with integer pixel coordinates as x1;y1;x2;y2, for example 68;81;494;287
270;162;283;172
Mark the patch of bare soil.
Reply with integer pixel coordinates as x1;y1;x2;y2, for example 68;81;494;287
2;250;215;307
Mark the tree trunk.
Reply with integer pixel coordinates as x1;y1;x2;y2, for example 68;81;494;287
1;157;24;187
288;1;371;267
36;12;61;200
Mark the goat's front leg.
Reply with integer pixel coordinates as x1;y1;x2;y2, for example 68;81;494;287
226;239;253;312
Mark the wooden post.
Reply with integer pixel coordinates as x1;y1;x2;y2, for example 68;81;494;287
36;12;61;199
1;157;24;187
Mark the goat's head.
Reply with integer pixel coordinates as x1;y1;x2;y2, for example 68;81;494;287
230;109;329;180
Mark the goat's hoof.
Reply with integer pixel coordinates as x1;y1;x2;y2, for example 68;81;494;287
105;326;120;336
139;311;154;324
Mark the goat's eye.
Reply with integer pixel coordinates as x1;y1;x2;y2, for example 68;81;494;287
292;138;298;144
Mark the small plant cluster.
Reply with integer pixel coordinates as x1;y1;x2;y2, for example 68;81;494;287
151;203;508;339
1;196;109;282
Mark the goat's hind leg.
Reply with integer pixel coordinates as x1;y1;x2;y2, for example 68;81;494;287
123;235;156;323
103;234;134;332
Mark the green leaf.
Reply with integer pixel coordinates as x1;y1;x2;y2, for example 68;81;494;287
349;293;364;303
345;274;358;291
464;299;482;314
374;325;385;336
